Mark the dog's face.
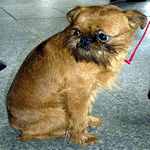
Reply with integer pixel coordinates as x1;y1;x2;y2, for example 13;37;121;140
62;5;147;67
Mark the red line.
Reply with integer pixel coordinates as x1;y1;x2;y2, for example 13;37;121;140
125;21;150;64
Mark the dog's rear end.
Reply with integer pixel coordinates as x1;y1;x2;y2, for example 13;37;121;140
7;36;68;140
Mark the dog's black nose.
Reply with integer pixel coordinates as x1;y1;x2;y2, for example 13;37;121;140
80;36;93;47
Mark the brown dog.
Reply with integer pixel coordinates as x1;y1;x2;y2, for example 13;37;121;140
7;5;147;146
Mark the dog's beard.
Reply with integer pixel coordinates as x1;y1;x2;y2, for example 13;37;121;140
63;34;118;67
76;42;118;67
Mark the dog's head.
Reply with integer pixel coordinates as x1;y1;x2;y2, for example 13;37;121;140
62;5;147;67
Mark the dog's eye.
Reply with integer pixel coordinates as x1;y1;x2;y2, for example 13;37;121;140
97;31;111;43
74;29;80;36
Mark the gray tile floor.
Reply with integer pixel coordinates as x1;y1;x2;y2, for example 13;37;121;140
0;0;150;149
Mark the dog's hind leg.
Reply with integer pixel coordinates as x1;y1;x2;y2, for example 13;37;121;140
10;107;67;141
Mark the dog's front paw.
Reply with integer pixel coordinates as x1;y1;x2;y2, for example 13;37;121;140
88;115;102;128
67;131;99;146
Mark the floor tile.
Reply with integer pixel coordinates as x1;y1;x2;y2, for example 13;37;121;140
115;1;150;16
0;17;41;94
1;7;65;20
53;0;110;13
18;18;69;41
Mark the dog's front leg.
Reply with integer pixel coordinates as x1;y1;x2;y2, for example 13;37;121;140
88;96;102;128
65;89;99;146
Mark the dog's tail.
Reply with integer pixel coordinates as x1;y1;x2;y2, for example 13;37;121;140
0;60;7;71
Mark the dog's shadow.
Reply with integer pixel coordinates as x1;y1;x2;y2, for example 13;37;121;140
1;125;97;149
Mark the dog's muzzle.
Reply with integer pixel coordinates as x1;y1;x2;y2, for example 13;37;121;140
78;36;93;51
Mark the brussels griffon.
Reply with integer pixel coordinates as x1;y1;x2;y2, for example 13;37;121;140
7;5;147;146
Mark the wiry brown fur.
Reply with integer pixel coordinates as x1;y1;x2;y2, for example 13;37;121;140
7;5;147;146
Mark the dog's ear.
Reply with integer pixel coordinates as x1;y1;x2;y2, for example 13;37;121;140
67;6;85;23
123;10;147;29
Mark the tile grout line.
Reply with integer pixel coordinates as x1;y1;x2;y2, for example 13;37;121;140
2;8;17;21
55;8;66;14
17;20;43;41
17;17;66;20
103;89;136;122
103;88;137;111
1;7;43;41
